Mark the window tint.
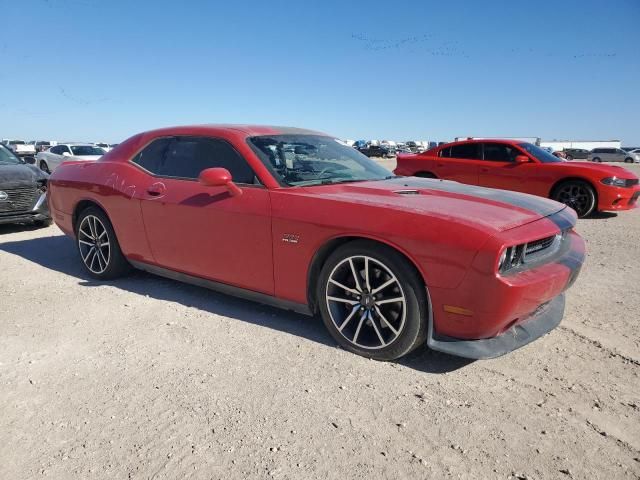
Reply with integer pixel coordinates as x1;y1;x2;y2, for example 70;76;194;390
50;146;63;155
482;143;521;162
450;143;481;159
439;147;451;158
133;136;255;183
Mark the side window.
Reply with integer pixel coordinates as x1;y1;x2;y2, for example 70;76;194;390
439;147;451;158
450;143;481;159
482;143;519;162
49;146;61;154
134;136;256;184
132;138;171;173
61;145;71;154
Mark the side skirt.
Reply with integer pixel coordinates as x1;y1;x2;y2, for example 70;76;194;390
128;260;313;316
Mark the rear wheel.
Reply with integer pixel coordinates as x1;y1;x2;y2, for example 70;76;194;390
75;207;130;279
592;157;601;163
317;241;428;361
552;180;597;218
39;160;50;174
565;155;573;161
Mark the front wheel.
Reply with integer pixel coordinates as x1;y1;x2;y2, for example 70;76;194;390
552;180;597;218
39;160;50;174
317;241;428;361
625;157;634;163
75;206;130;279
565;155;573;161
592;157;601;162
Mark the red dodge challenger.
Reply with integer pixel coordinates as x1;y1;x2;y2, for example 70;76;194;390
48;125;585;361
395;139;640;218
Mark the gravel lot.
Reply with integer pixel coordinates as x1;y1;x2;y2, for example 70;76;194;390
1;162;639;480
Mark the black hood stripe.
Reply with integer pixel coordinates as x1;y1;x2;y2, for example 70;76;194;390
389;177;564;219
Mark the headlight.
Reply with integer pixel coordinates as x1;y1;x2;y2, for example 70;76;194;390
601;177;631;187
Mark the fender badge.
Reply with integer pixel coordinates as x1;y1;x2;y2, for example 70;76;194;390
282;234;300;244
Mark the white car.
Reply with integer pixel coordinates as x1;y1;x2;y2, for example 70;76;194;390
2;139;36;158
94;142;113;152
36;143;106;173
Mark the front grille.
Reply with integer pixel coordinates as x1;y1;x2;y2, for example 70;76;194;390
0;186;38;214
525;235;555;255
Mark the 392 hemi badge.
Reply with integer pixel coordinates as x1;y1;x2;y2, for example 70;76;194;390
282;233;300;244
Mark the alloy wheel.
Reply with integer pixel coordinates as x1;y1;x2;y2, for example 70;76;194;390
78;215;111;274
325;255;406;350
555;183;593;217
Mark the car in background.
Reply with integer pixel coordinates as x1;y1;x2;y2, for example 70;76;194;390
357;142;394;158
2;140;36;159
395;142;412;154
0;144;51;227
95;142;114;152
405;141;425;153
588;148;638;163
48;124;585;361
395;139;640;218
36;143;106;173
552;151;567;159
31;140;57;153
562;148;590;161
622;147;639;152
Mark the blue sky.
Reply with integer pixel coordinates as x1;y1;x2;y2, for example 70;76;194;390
1;0;639;144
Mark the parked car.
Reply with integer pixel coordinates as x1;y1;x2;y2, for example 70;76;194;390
36;143;106;173
405;141;425;153
357;142;394;158
0;144;51;226
95;142;113;152
395;139;640;218
2;139;36;159
562;148;590;161
48;124;585;361
588;148;639;163
395;142;412;154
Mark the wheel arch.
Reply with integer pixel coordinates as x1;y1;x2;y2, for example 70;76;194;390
414;171;438;178
306;235;427;314
549;176;598;199
72;198;111;233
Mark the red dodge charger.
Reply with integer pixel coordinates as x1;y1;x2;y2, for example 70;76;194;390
48;125;585;360
395;139;640;218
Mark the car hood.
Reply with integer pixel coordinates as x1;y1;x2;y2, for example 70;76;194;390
301;177;567;233
0;163;48;188
561;161;638;178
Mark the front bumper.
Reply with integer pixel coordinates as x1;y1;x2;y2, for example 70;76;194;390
428;294;565;359
597;184;640;211
0;192;50;225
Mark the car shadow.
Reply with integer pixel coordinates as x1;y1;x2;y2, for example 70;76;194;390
0;234;472;374
584;211;618;220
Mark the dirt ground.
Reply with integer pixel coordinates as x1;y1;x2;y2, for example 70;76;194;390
1;162;639;480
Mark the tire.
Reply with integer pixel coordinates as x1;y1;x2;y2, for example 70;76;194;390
566;155;573;161
415;172;436;179
75;206;130;279
625;157;633;163
552;180;597;218
39;160;50;174
317;240;428;361
592;157;601;163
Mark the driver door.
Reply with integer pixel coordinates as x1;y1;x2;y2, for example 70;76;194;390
134;136;274;295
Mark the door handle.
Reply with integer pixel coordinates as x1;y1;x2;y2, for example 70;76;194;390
147;182;166;196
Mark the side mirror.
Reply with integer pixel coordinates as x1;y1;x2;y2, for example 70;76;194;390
198;167;242;197
514;155;529;164
62;152;71;157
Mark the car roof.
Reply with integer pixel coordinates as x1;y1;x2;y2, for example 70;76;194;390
140;124;328;138
437;138;525;148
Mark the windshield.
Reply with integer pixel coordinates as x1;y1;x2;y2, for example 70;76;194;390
248;134;393;187
70;145;106;156
0;145;23;165
518;143;565;163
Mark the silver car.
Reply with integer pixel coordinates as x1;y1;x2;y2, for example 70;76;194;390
588;148;639;163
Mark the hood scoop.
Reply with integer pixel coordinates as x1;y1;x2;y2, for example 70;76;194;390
393;189;420;195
